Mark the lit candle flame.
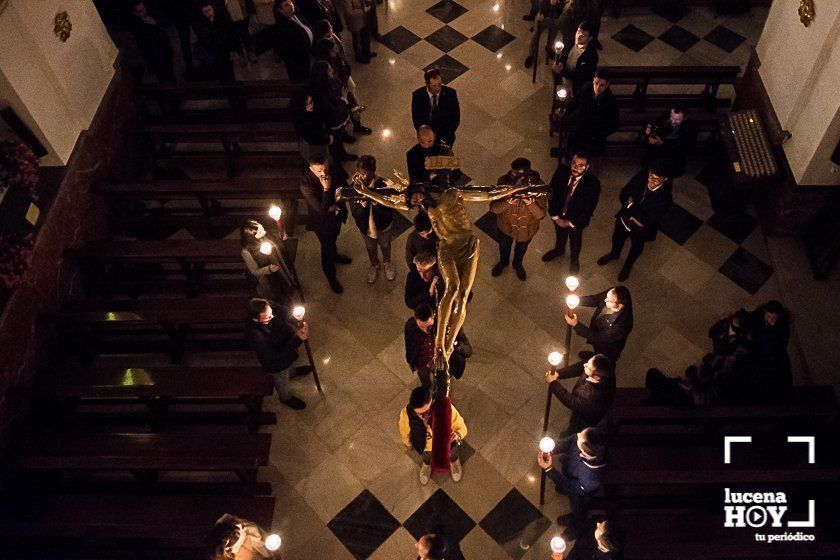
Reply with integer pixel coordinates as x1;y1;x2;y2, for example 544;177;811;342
268;205;282;221
564;275;578;291
540;436;556;453
547;351;563;367
550;536;566;553
382;128;392;138
259;241;272;255
292;305;306;320
557;88;568;99
554;40;564;52
492;3;500;12
265;534;281;551
566;294;580;310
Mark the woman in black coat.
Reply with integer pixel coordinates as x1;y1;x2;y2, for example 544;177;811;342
240;219;296;304
293;91;332;163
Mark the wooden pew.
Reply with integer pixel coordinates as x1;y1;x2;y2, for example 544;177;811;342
31;366;274;432
606;386;838;434
8;432;271;483
0;494;274;552
64;237;299;298
140;79;305;105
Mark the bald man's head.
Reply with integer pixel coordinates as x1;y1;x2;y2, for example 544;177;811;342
418;126;436;149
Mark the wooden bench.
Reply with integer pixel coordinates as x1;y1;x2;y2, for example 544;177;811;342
612;507;840;559
8;432;271;483
140;79;305;106
31;366;274;432
64;238;299;298
42;296;253;363
606;386;838;433
0;493;274;552
159;150;304;178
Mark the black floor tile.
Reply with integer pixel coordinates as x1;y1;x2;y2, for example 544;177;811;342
457;440;476;465
426;0;469;24
612;24;655;52
425;54;469;84
389;210;414;239
471;25;516;53
474;210;500;242
718;247;773;295
658;25;700;53
403;488;476;544
327;490;400;560
659;202;704;245
426;25;469;52
704;25;746;53
379;26;422;54
706;212;758;245
479;488;551;560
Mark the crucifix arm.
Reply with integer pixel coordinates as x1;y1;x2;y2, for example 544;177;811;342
337;186;410;211
458;183;548;202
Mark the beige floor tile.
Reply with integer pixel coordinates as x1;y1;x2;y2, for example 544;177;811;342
459;525;511;560
368;527;421;560
295;455;365;523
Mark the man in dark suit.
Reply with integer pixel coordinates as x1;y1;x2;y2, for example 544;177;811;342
545;354;616;433
194;1;237;82
552;21;599;97
245;298;310;409
411;69;461;147
299;154;351;293
565;286;633;363
640;105;699;178
406;126;460;185
542;151;601;274
565;70;619;158
274;0;313;80
597;161;672;281
538;427;607;540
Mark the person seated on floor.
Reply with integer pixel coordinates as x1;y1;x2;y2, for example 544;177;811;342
708;308;753;360
399;385;467;485
644;361;718;407
405;212;438;269
205;513;280;559
545;354;616;433
538;427;607;541
405;250;444;310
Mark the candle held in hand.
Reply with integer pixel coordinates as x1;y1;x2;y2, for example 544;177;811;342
564;275;578;292
292;306;306;321
540;436;556;454
265;533;281;551
259;241;272;255
566;294;580;310
268;205;282;221
547;351;563;367
550;536;566;553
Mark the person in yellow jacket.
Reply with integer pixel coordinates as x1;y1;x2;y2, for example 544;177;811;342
399;386;467;485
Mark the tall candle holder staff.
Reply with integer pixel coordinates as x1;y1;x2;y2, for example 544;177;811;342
268;204;307;302
341;166;547;472
539;436;556;506
543;351;564;433
292;305;322;393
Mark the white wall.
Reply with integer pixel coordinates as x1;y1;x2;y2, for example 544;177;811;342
0;0;117;165
756;0;840;185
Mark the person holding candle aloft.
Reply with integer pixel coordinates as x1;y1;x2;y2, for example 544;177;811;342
551;22;599;98
538;427;606;541
564;286;633;364
240;220;296;305
546;354;615;433
206;513;282;559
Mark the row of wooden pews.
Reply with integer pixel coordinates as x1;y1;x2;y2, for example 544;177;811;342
0;80;314;557
592;386;840;559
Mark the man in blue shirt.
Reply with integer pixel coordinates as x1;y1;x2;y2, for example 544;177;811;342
538;427;607;540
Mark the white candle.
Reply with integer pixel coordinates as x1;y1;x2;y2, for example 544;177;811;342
566;294;580;310
265;534;281;551
292;306;306;321
268;205;282;221
259;241;272;255
564;276;578;292
540;436;556;454
547;352;563;367
550;536;566;553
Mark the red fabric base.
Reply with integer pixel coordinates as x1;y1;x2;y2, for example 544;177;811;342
430;396;452;473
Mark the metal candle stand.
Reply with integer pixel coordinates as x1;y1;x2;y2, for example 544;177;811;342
292;306;322;393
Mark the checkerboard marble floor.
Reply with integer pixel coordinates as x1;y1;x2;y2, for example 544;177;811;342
202;1;823;558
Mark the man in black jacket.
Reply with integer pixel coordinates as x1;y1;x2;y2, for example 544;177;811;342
349;156;396;284
640;105;699;178
565;70;619;157
597;161;673;281
542;151;601;274
275;0;314;80
300;154;351;293
405;212;438;269
405;250;443;310
245;298;310;409
546;354;615;433
552;21;599;96
411;69;461;147
130;1;176;83
194;1;237;82
406;126;460;185
565;286;633;363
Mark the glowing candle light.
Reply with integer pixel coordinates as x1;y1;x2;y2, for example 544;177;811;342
564;275;578;292
265;534;281;551
566;294;580;310
547;351;563;367
259;241;272;255
557;88;568;99
382;128;392;138
554;40;564;52
505;63;512;71
292;306;306;321
539;436;556;454
496;52;503;59
550;536;567;554
268;205;282;221
492;3;500;12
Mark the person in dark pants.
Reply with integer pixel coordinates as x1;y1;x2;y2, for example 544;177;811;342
564;286;633;363
545;354;616;433
411;69;461;148
194;1;237;81
130;1;176;83
551;21;599;97
299;155;352;293
489;158;546;281
406;126;460;185
350;155;396;284
565;70;619;158
156;0;195;78
597;161;672;281
538;428;607;541
405;212;438;270
245;298;311;409
274;0;314;80
543;151;601;274
340;0;374;63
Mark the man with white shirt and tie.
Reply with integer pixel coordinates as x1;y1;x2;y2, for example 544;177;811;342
275;0;313;80
411;69;461;148
543;152;601;275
